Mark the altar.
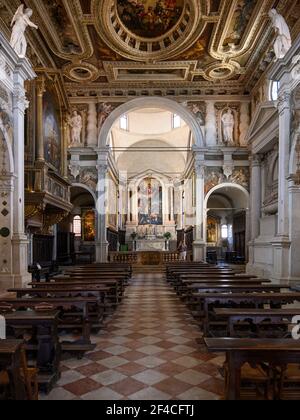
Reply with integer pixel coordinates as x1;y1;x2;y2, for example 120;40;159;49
136;239;166;252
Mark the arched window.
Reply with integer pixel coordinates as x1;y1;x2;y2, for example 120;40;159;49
221;224;229;239
270;81;280;101
172;114;181;129
73;215;82;237
120;114;129;131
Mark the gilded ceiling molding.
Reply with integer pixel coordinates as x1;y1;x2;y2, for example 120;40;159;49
92;0;208;62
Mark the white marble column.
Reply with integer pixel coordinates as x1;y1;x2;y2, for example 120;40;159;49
247;155;262;269
193;155;206;261
119;171;127;229
11;64;35;287
288;179;300;280
0;49;33;289
272;92;291;280
95;158;109;262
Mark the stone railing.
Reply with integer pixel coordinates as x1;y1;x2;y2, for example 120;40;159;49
109;252;138;264
109;251;182;265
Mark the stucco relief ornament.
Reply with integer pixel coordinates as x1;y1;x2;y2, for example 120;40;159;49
223;165;233;179
292;55;300;81
230;169;249;189
268;9;292;61
69;162;80;180
0;55;6;80
98;103;112;131
10;5;38;58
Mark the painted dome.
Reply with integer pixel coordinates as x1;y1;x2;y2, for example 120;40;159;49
116;0;184;39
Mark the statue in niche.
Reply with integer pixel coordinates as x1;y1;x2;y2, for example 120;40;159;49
222;109;235;146
69;111;82;146
10;5;38;58
268;9;292;60
98;103;113;131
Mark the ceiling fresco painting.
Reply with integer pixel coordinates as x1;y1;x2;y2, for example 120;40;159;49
0;0;299;95
223;0;256;47
116;0;184;38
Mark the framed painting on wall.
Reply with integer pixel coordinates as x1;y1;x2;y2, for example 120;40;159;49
43;89;62;172
82;209;95;242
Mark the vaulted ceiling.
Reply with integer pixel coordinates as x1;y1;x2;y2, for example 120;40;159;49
0;0;299;95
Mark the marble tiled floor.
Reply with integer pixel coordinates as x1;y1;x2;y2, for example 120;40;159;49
42;273;225;400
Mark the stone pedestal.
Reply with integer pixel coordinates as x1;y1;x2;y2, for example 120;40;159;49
0;33;35;290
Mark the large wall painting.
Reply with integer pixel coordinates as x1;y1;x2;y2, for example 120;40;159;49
43;90;61;171
138;178;163;225
82;209;96;242
117;0;184;38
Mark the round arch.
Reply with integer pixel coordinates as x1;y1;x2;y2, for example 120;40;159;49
204;183;250;261
70;183;97;204
98;97;205;148
204;183;250;210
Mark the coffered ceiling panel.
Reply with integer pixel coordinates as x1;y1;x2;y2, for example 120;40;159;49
0;0;299;94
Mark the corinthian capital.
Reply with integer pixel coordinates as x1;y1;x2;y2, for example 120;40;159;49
195;163;205;179
13;87;29;112
36;77;46;97
97;164;108;177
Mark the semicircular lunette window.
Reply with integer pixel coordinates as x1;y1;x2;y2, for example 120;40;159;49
117;0;184;39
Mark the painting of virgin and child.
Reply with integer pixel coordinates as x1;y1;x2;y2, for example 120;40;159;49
117;0;184;38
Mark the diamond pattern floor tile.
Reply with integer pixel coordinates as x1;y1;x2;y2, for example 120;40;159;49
41;272;223;401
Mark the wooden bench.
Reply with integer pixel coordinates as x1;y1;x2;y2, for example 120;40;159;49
9;285;118;315
0;340;27;400
175;277;272;295
3;311;61;393
214;308;300;339
183;284;288;309
205;338;300;400
0;297;102;356
194;292;300;336
47;277;125;305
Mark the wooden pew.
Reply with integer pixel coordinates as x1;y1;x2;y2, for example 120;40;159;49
214;308;300;339
9;285;117;316
183;284;287;310
194;292;300;336
47;277;125;305
205;338;300;400
0;297;101;356
0;340;27;400
3;311;61;393
175;276;270;295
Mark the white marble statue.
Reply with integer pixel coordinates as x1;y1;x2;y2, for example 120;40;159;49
69;111;82;146
10;5;38;58
268;9;292;60
222;109;235;145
